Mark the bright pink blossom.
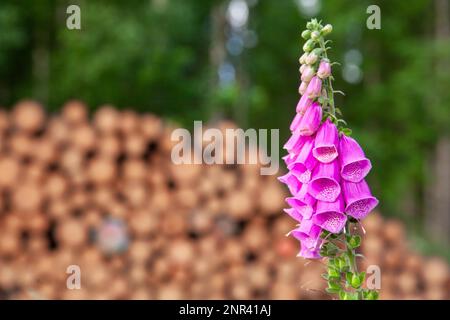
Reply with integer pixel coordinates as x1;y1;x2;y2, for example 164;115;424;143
301;65;314;82
296;94;312;115
313;119;339;163
306;76;322;99
313;195;347;233
298;102;322;136
339;135;372;183
308;160;341;202
317;60;331;79
342;179;378;220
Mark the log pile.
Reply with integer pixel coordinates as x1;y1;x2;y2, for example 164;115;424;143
0;100;448;300
360;214;450;300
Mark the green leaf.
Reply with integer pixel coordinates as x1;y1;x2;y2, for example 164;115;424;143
320;230;331;239
333;90;346;96
346;292;359;300
338;290;346;300
327;243;339;255
328;267;340;278
351;273;362;289
359;272;366;286
337;257;347;271
326;280;341;294
341;128;352;136
345;272;353;286
327;113;338;121
328;280;341;291
321;241;339;257
326;287;340;294
365;290;379;300
362;289;369;299
335;107;343;116
348;235;361;249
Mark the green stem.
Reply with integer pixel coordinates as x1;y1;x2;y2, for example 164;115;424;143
318;38;335;117
345;222;358;273
344;221;364;299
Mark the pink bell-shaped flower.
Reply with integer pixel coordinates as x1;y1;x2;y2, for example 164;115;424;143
296;94;313;115
301;65;314;82
285;194;316;220
342;179;379;219
278;172;302;196
339;135;372;183
305;76;322;99
283;130;306;153
283;208;303;223
288;136;317;183
290;219;322;252
317;60;331;79
290;112;303;132
298;102;322;136
313;119;339;163
308;160;341;202
313;195;347;233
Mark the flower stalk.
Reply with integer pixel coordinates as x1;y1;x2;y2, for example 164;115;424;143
318;38;336;117
279;18;380;300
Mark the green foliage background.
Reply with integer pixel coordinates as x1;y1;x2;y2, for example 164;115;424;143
0;0;448;256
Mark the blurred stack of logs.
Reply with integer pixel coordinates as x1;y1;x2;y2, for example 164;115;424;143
0;100;448;300
360;214;449;300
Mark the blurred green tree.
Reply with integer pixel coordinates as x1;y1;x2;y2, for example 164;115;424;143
0;0;448;253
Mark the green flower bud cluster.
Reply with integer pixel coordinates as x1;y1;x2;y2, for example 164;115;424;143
298;19;333;96
299;18;353;137
300;19;331;58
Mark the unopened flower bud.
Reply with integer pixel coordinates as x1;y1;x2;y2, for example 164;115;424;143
306;76;322;99
307;18;319;30
303;39;315;52
311;31;320;41
301;30;311;40
321;24;333;35
298;102;322;136
306;52;318;65
299;52;308;65
317;60;332;79
299;81;308;95
300;64;307;74
301;65;315;82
